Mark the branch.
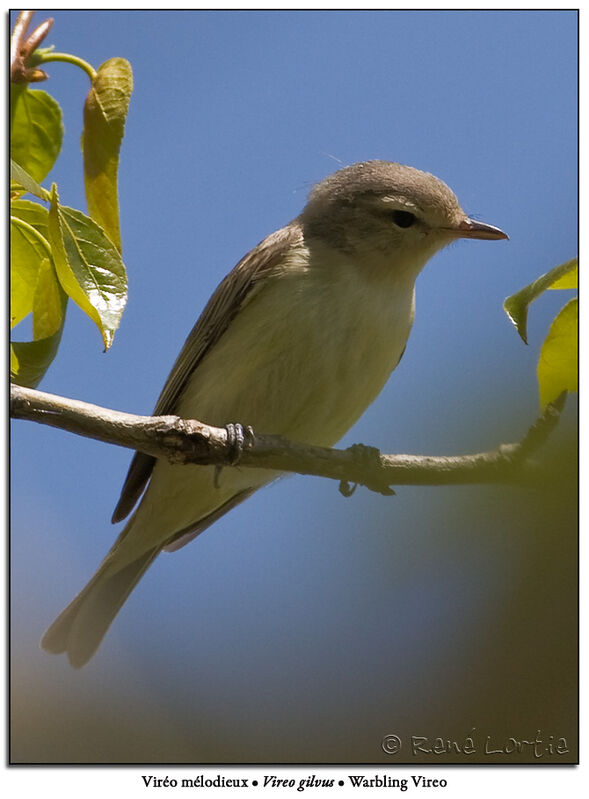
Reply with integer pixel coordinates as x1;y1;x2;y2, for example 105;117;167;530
10;384;566;496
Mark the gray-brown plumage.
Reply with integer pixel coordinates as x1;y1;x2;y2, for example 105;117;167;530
42;161;507;667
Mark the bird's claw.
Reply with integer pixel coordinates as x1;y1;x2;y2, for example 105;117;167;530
225;422;255;465
214;423;254;488
339;480;357;497
340;443;395;497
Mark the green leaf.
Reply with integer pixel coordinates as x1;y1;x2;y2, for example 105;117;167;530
11;200;52;327
11;332;64;389
10;159;51;202
33;256;68;340
537;298;578;409
10;214;49;327
503;258;578;344
47;184;127;350
83;58;133;252
10;198;50;240
549;261;577;290
10;258;68;389
10;84;63;183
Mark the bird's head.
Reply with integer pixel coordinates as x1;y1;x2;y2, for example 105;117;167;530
300;160;507;276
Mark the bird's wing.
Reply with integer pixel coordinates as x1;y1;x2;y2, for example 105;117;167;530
161;487;257;552
111;222;304;523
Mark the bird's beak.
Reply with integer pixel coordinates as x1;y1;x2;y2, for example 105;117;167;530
454;217;509;240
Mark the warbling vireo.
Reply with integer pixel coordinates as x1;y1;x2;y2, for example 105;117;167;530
42;160;507;666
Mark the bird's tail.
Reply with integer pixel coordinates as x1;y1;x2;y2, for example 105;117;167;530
41;487;259;668
41;531;160;669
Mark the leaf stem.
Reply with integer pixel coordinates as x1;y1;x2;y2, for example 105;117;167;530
10;215;53;259
36;52;97;82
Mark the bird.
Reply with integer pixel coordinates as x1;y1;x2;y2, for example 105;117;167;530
41;160;508;667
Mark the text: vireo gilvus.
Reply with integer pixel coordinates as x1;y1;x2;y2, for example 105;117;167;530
42;160;507;667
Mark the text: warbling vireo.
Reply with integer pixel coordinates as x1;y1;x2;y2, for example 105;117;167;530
42;160;507;666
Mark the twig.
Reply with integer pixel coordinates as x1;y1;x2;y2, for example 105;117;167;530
10;11;54;84
10;384;566;495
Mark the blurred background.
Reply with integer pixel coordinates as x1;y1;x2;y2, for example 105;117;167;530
10;10;577;763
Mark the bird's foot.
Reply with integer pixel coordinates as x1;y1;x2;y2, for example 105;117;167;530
214;423;255;488
339;480;357;497
225;422;255;464
347;443;381;462
339;443;395;498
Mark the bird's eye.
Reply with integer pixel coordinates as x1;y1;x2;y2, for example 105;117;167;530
391;210;416;228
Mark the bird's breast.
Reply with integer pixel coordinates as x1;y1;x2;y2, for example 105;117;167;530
177;252;417;448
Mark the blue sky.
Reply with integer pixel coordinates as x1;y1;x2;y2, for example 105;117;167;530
11;10;577;763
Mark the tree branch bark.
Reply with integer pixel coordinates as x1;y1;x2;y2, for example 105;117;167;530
10;383;566;496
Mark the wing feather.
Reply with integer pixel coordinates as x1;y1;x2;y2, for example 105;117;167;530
111;222;303;523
